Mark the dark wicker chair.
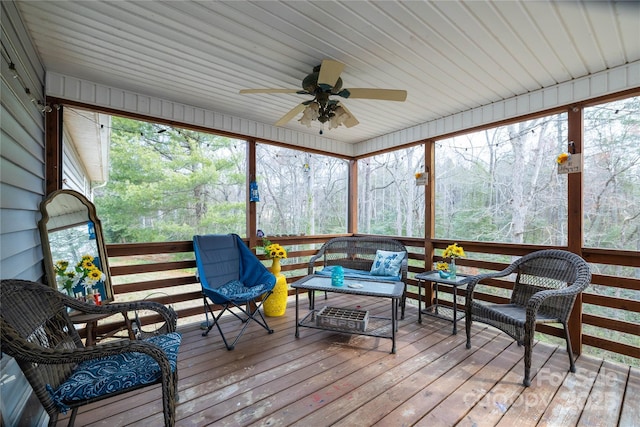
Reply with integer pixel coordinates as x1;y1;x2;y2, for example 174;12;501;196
464;250;591;386
308;236;408;318
0;279;181;426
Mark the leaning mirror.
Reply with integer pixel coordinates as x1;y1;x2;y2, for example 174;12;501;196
38;189;114;303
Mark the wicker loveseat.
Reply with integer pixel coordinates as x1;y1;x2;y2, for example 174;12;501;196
308;236;408;318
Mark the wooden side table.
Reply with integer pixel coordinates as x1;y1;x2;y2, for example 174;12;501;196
415;271;473;335
69;311;136;346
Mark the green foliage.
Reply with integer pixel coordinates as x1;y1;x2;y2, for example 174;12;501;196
95;117;246;243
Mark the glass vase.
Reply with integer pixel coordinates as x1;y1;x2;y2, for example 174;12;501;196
331;265;344;287
449;258;457;278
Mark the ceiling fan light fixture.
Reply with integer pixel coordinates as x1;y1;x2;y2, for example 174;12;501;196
240;59;406;130
299;102;319;127
329;106;349;129
300;101;350;131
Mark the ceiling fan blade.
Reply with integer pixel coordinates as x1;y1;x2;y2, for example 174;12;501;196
344;88;407;102
240;88;299;94
275;103;306;126
317;59;345;87
338;103;359;128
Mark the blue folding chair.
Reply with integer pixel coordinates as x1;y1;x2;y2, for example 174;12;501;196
193;234;276;350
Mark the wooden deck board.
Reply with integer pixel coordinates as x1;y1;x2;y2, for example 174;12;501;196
371;328;508;427
282;324;457;426
494;346;573;426
577;360;629;427
452;340;554;427
189;299;400;425
224;309;433;425
619;366;640;427
60;294;636;427
537;354;602;427
302;324;459;427
412;336;517;427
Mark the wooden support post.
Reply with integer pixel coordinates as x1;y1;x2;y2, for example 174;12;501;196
425;141;436;305
247;139;258;249
567;105;584;355
44;99;63;194
347;159;358;234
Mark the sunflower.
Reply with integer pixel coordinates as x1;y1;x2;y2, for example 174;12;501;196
81;259;95;269
443;243;466;259
87;268;102;282
55;260;69;272
435;261;449;271
556;152;570;164
266;243;287;259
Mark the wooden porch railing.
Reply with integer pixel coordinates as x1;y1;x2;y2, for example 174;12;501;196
99;235;639;365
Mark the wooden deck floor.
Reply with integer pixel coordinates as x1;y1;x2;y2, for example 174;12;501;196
62;293;639;426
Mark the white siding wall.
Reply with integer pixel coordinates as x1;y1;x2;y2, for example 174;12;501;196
1;2;48;425
1;3;46;280
62;128;91;194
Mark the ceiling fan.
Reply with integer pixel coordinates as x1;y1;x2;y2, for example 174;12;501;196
240;59;407;132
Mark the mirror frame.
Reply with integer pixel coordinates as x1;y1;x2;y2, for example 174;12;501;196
38;189;114;303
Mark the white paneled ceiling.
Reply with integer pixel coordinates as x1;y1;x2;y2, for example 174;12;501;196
15;0;640;144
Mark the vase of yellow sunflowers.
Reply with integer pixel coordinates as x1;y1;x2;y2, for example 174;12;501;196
442;243;465;278
260;239;288;317
54;255;103;301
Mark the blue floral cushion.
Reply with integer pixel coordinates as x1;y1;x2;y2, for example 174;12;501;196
370;250;405;277
214;280;271;302
47;332;182;413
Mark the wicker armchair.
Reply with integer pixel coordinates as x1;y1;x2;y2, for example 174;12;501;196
308;236;408;318
465;250;591;386
0;279;181;426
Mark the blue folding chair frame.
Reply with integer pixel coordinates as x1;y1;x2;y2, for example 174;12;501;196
193;234;276;350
